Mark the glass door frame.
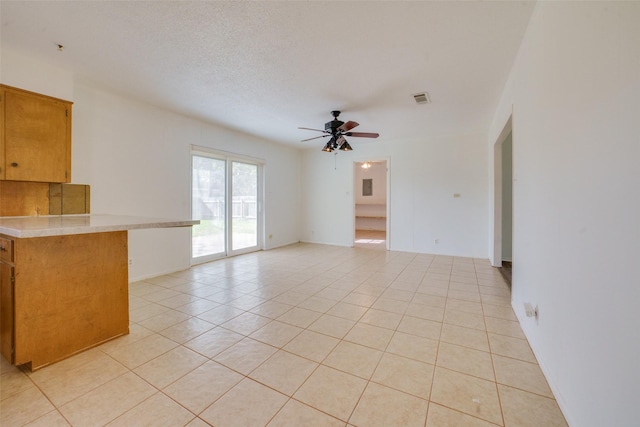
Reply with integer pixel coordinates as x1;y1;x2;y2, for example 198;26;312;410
191;146;264;264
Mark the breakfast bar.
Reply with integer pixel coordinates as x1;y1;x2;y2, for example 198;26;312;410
0;214;197;370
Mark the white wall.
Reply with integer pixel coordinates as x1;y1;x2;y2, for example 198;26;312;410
2;47;301;281
489;2;640;426
301;132;488;257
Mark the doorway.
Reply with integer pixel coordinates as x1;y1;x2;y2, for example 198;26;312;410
492;117;513;283
191;148;262;263
354;160;388;250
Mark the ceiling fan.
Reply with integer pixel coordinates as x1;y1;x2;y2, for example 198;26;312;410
299;110;379;152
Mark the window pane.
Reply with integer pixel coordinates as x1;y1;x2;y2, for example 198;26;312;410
192;155;226;258
231;161;257;251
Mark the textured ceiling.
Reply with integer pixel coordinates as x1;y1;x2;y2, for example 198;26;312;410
1;1;535;148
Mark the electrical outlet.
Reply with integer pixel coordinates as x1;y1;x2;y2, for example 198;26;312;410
129;259;133;265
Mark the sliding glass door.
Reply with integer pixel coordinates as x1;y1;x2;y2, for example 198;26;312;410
231;161;258;251
191;150;261;263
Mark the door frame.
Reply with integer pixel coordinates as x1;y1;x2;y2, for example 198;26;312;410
352;157;391;250
491;116;512;267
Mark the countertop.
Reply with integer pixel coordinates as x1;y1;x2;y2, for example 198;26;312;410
0;214;199;238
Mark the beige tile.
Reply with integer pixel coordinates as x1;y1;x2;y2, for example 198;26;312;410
196;304;245;324
228;294;267;310
481;303;518;321
183;326;244;358
283;330;340;362
323;341;383;379
28;349;128;406
249;350;318;395
397;316;442;340
446;299;483;315
249;300;294;318
484;317;526;339
164;360;243;413
138;309;192;332
326;302;368;321
129;302;171;323
341;292;377;308
416;285;449;298
298;296;338;313
405;302;445;322
426;402;499;427
133;346;207;389
360;308;403;330
440;323;490;352
386;331;438;364
294;365;367;422
0;386;55;426
308;314;357;339
96;323;155;353
267;399;345;427
103;333;178;369
412;293;447;308
221;311;272;335
315;287;351;301
499;384;568;427
159;316;216;343
214;337;278;374
492;354;553;397
430;367;502;425
175;298;220;316
488;333;537;363
481;294;512;307
381;288;415;302
23;410;71;426
479;285;510;297
349;382;428;427
106;392;194;426
276;307;323;328
200;378;288;427
1;368;34;401
344;323;394;350
156;293;199;309
186;417;212;427
371;353;434;399
444;309;486;330
59;372;156;426
249;320;304;347
371;297;409;314
436;342;495;381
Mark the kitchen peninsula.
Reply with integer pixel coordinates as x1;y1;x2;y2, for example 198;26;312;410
0;214;197;370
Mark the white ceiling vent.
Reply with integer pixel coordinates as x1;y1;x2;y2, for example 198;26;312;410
413;92;431;104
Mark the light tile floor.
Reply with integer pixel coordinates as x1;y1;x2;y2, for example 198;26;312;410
0;243;568;426
354;230;386;250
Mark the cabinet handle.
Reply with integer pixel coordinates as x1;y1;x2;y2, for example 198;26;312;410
0;246;6;252
11;162;18;167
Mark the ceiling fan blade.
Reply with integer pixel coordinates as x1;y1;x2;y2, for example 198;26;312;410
298;127;328;133
345;132;379;138
338;121;359;132
301;134;330;142
336;135;346;146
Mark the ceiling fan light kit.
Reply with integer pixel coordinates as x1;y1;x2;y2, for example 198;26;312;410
299;110;379;152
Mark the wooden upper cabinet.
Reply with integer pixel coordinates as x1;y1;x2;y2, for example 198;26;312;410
0;85;72;183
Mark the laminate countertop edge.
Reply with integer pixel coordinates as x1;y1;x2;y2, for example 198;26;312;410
0;214;199;238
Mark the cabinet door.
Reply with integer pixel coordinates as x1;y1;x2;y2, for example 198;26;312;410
0;262;13;363
2;86;71;183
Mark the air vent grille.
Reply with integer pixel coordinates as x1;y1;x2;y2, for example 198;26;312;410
413;92;431;104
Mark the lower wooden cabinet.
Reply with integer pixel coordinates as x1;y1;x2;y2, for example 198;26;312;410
0;231;129;370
